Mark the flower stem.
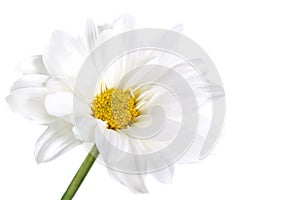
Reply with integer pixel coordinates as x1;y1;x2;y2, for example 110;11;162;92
61;144;99;200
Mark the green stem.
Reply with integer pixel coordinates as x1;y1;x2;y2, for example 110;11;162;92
61;144;99;200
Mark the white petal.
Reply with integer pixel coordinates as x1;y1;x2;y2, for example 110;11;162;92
130;61;224;111
106;51;157;89
84;18;99;51
134;114;152;127
16;55;48;75
43;30;87;87
11;74;71;93
6;88;54;124
73;116;98;142
95;124;129;164
46;76;71;91
125;118;180;149
104;136;149;193
10;74;49;91
117;63;167;90
35;120;80;163
94;15;136;47
44;91;73;121
117;53;182;91
138;86;181;123
73;94;93;117
107;168;148;194
150;165;174;184
123;72;210;162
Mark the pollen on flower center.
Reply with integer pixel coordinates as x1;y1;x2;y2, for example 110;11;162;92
92;88;139;130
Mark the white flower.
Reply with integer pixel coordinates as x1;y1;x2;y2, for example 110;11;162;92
6;15;224;193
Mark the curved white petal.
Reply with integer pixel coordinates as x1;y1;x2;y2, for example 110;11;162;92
137;86;181;123
93;15;141;88
124;118;180;148
95;124;129;164
84;18;119;50
46;76;72;91
117;53;181;91
16;55;48;75
105;136;150;193
93;15;135;49
34;120;80;163
120;68;214;163
134;114;152;127
73;116;98;142
10;74;49;91
44;91;73;121
6;88;54;124
118;136;174;183
84;18;99;51
43;30;87;87
138;84;211;160
107;168;148;194
104;51;157;89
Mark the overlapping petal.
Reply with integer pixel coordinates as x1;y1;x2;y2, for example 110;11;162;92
6;88;54;124
34;120;81;163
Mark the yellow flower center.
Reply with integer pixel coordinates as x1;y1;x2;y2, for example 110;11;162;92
92;88;139;130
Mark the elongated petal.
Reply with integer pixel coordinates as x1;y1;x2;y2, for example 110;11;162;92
6;88;54;124
106;51;157;89
34;120;80;163
43;30;87;87
104;136;149;193
16;55;48;75
10;74;49;91
46;76;71;91
107;169;148;194
84;18;99;51
85;16;135;50
73;116;98;142
95;124;129;164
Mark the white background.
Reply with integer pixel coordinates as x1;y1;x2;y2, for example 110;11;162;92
0;0;299;199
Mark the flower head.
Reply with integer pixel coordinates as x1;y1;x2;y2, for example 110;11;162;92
6;15;225;194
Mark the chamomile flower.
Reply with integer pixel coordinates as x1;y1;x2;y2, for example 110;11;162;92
6;16;225;196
